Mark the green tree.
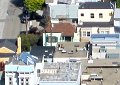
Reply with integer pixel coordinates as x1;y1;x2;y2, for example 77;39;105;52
24;0;45;12
20;34;40;51
116;0;120;8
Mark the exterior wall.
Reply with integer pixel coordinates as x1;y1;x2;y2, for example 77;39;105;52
114;20;120;27
0;58;9;62
40;81;77;85
43;33;62;46
77;27;115;41
53;58;87;63
73;33;80;42
92;52;106;59
0;47;15;53
78;9;113;22
5;72;18;85
18;72;34;85
51;19;59;23
34;62;44;84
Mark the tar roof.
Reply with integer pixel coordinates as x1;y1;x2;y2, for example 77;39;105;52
79;2;114;9
54;42;88;58
30;46;55;59
78;22;113;27
44;23;76;36
50;4;78;18
40;62;81;81
0;39;17;52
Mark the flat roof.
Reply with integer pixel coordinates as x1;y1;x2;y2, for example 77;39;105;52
81;59;120;85
40;62;81;81
54;42;87;58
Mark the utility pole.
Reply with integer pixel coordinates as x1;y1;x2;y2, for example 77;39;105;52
50;24;54;46
25;15;28;35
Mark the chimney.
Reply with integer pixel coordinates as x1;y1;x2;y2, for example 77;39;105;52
17;36;21;54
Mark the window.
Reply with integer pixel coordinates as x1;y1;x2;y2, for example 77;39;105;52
9;77;13;85
37;69;40;77
90;13;94;18
81;13;84;16
101;31;104;34
105;31;109;34
82;31;86;36
87;32;90;36
25;78;29;85
99;13;103;18
46;36;58;43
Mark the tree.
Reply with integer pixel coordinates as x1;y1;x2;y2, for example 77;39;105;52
20;34;40;51
116;0;120;8
24;0;45;12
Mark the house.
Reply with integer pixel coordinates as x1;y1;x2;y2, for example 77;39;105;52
46;4;78;24
90;34;120;59
77;2;114;42
43;23;77;46
30;46;55;62
81;59;120;85
0;36;21;63
5;52;40;85
5;52;82;85
114;8;120;33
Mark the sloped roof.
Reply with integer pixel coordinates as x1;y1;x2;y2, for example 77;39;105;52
79;2;114;9
78;22;113;27
0;39;17;52
44;23;76;36
30;46;55;59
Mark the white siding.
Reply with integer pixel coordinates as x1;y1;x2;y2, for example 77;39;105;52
78;9;113;22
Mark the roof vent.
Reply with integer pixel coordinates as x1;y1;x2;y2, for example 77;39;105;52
45;50;48;52
79;21;83;25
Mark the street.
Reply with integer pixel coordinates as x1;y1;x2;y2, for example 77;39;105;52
0;0;26;39
0;0;10;38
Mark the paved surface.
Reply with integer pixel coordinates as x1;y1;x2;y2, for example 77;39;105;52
2;0;26;39
0;0;10;38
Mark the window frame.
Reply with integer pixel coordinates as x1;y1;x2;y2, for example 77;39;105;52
87;32;90;36
81;13;84;16
99;13;103;18
90;13;94;18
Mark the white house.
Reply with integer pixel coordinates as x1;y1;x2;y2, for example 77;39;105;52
43;23;77;46
77;2;114;42
5;52;44;85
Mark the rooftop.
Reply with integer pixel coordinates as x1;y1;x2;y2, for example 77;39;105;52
79;2;114;9
40;62;81;81
30;46;55;59
44;23;76;36
54;42;88;58
81;59;120;85
78;22;113;27
50;4;78;18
